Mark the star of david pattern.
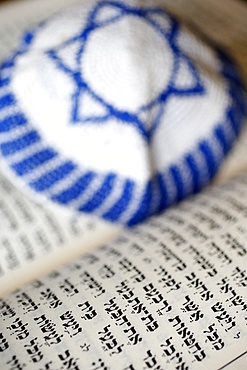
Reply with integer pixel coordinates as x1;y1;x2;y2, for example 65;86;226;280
46;1;205;141
0;1;246;226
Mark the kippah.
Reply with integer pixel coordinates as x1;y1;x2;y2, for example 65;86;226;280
0;0;246;226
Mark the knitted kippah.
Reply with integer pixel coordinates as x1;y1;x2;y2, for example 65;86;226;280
0;0;246;226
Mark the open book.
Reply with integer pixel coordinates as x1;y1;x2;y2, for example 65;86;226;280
2;157;247;370
1;0;247;369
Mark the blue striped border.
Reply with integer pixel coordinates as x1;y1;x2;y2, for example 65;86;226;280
0;12;246;226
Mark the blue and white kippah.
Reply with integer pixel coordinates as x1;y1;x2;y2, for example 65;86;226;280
0;0;246;226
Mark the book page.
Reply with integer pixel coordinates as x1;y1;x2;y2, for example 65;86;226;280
1;174;247;369
0;0;245;297
0;172;121;296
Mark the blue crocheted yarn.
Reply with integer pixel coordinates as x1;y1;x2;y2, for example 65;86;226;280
0;1;246;225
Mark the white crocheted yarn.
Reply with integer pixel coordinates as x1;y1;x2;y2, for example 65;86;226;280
0;0;246;225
